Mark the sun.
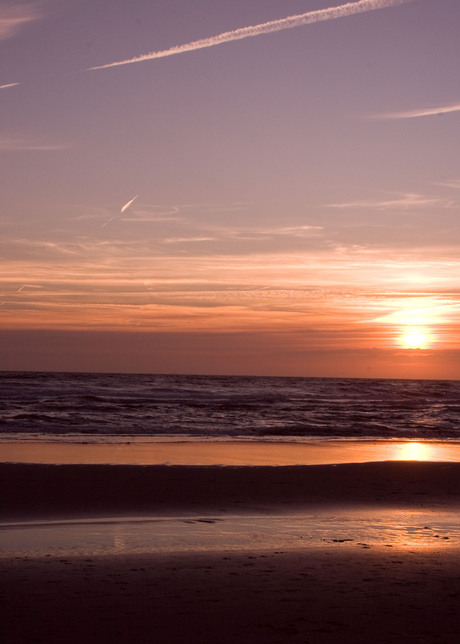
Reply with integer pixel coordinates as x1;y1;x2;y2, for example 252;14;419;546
400;328;430;349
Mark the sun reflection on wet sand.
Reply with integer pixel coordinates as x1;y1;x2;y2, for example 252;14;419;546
1;439;460;465
393;441;435;461
1;509;459;557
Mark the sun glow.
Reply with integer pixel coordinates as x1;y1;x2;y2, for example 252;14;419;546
400;327;430;349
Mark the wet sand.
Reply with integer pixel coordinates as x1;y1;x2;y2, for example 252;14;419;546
2;437;460;466
1;460;460;642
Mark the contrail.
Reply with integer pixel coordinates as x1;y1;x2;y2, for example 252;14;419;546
373;101;460;120
17;284;41;293
101;195;139;228
0;82;20;89
88;0;413;71
121;194;139;213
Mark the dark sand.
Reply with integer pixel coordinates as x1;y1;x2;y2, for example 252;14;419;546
2;461;460;520
1;461;460;642
2;547;460;644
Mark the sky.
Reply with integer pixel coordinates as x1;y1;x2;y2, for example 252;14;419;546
1;0;460;378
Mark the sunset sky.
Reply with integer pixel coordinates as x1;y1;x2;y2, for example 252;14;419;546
1;0;460;378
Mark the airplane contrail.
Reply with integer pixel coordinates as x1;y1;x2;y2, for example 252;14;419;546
17;284;41;293
373;102;460;120
101;195;139;228
88;0;414;71
121;194;139;213
0;82;20;89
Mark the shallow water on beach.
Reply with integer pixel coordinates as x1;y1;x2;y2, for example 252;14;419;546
2;509;459;557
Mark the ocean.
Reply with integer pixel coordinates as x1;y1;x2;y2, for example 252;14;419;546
1;371;460;442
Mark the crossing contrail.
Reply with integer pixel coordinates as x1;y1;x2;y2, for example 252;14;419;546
88;0;413;71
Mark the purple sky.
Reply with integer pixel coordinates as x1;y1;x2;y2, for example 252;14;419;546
1;0;460;378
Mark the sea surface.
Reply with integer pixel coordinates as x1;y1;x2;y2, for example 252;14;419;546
1;371;460;442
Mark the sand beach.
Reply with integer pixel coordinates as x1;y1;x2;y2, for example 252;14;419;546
1;447;460;642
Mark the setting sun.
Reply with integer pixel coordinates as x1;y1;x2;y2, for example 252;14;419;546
400;328;430;350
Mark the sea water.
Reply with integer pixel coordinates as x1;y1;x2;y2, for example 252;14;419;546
1;371;459;441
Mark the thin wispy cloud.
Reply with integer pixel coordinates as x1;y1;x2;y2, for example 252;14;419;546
0;135;66;151
0;2;42;40
373;301;460;325
435;179;460;190
229;224;324;240
163;236;217;245
327;192;455;210
160;224;324;246
131;205;181;220
372;101;460;120
88;0;413;71
265;225;324;237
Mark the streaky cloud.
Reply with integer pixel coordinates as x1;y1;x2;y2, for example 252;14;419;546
435;179;460;190
87;0;413;71
0;135;67;151
0;2;42;40
372;101;460;120
327;192;455;210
